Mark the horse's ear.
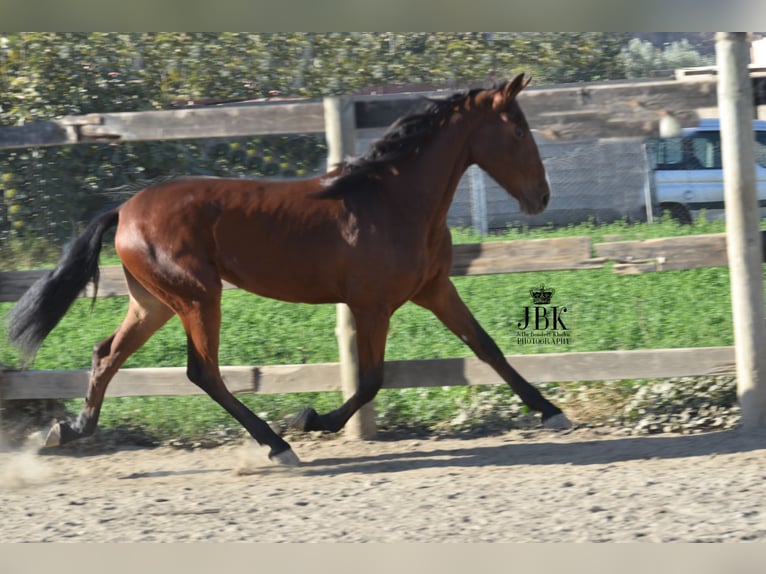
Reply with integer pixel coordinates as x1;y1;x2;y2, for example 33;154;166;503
493;74;530;109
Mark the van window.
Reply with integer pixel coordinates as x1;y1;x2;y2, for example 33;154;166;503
756;131;766;167
654;129;766;170
655;135;720;170
686;133;721;169
655;138;683;169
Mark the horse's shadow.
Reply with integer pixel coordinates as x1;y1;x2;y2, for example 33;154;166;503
297;428;766;477
32;427;766;480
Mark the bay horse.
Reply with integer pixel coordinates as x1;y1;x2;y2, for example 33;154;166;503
7;74;571;465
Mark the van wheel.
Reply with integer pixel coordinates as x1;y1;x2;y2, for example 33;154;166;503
660;203;692;225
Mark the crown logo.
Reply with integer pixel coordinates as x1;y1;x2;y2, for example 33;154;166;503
530;284;555;305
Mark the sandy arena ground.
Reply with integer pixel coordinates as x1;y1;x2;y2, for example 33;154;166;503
2;426;766;542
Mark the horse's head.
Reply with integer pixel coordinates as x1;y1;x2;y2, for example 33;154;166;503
468;75;550;215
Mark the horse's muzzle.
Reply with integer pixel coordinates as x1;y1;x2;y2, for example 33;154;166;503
520;186;550;215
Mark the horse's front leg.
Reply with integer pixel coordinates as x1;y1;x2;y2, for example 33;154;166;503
290;308;390;433
412;277;572;429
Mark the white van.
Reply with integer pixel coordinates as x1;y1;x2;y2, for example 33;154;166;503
648;119;766;223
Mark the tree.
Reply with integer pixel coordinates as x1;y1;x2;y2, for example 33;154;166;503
618;38;715;79
1;32;637;246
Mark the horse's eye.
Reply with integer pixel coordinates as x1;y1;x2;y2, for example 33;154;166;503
514;126;525;138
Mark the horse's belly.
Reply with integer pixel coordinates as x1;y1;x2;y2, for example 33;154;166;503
220;262;342;304
220;255;416;307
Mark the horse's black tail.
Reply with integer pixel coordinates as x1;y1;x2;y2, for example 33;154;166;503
6;209;120;363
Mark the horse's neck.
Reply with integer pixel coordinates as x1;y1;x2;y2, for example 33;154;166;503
396;118;473;230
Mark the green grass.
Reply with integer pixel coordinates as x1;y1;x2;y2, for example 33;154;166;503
449;211;734;244
0;216;756;441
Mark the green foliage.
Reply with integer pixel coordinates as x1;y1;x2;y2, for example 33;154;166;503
618;38;715;79
506;32;630;84
0;33;715;243
0;133;327;243
1;32;667;243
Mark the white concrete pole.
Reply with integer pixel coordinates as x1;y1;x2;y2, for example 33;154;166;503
716;32;766;426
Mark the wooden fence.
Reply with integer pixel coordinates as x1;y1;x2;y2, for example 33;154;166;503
0;87;753;436
0;232;741;409
0;76;733;150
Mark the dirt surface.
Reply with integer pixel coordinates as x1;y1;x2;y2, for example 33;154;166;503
2;426;766;542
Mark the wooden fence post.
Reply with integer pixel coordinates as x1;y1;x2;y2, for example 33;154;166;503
716;32;766;427
323;95;377;439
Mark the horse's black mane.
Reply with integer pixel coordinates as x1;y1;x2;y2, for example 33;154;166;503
315;86;489;198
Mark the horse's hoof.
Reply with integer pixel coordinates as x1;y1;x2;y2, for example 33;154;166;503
43;423;62;448
288;407;318;432
543;413;573;430
269;448;301;466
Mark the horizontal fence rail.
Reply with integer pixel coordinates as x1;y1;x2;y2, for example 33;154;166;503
0;76;737;149
3;232;763;303
0;347;736;401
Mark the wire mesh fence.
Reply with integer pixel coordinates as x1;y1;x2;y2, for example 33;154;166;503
0;134;327;249
0;130;651;257
450;138;649;232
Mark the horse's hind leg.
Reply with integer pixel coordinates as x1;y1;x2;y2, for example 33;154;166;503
174;289;298;465
290;308;390;434
412;277;572;429
45;269;174;447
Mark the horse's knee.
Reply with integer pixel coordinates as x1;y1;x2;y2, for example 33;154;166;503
91;334;115;367
354;386;378;408
93;339;110;357
186;345;219;390
356;371;383;404
186;361;209;387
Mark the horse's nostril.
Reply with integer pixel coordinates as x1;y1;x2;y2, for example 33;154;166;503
542;190;550;207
